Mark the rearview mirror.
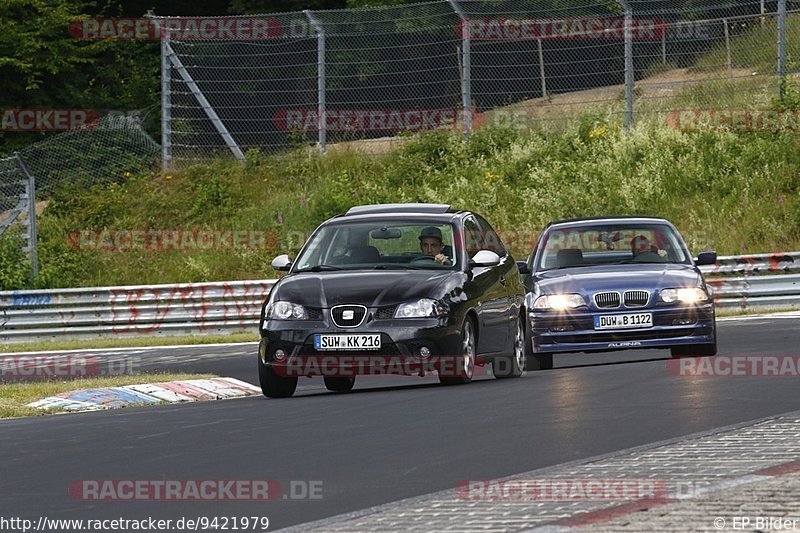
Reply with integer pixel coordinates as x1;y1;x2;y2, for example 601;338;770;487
516;260;530;274
694;251;717;266
271;254;292;271
370;227;402;239
470;250;501;268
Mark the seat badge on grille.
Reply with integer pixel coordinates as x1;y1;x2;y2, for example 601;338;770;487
342;310;354;320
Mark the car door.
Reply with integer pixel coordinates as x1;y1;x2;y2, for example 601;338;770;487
462;216;507;354
475;215;516;353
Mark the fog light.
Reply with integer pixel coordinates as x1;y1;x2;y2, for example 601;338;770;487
274;348;287;361
673;318;694;326
419;346;431;358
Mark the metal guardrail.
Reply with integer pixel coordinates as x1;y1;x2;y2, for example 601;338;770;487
701;252;800;310
699;252;800;276
0;280;275;344
0;252;798;344
707;274;800;310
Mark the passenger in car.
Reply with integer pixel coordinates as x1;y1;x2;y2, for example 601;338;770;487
631;235;667;262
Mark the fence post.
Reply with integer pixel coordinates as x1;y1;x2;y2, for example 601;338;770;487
537;38;547;98
14;152;38;278
777;0;787;101
304;10;326;153
163;32;245;162
619;0;635;128
447;0;471;138
723;18;732;79
161;24;172;173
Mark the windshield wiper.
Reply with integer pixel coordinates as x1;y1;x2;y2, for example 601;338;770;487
556;264;594;269
295;264;343;272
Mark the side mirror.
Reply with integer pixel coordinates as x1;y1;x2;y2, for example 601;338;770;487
271;254;292;271
694;251;717;266
470;250;501;268
516;260;530;275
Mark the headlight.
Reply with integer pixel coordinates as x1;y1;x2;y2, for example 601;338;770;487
265;301;308;320
533;294;585;310
659;287;709;304
395;298;448;318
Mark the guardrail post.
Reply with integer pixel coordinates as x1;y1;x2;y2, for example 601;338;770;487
448;0;471;138
14;152;38;278
304;10;327;153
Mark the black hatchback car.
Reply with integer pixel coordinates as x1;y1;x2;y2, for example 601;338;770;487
258;203;526;397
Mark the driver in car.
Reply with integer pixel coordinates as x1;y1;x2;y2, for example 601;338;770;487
419;226;451;265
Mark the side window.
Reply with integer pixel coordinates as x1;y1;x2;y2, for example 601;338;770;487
464;217;482;258
475;215;507;257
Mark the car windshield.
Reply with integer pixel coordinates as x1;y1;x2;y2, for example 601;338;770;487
293;221;458;271
537;223;690;270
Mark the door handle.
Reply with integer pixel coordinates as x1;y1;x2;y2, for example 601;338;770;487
499;275;506;286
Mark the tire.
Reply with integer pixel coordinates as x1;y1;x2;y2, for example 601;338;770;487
324;376;356;392
495;314;525;378
440;317;477;385
258;358;298;398
671;341;717;358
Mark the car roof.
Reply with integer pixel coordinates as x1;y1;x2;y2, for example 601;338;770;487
545;216;674;229
325;203;466;225
345;203;454;216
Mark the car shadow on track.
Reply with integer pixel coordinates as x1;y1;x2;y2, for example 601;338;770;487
553;352;672;370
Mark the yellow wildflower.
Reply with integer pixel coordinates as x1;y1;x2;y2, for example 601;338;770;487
588;125;608;139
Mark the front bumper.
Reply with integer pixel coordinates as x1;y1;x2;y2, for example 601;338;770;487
530;303;715;354
260;317;464;377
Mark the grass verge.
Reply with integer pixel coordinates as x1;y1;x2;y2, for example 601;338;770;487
716;306;800;318
0;332;259;354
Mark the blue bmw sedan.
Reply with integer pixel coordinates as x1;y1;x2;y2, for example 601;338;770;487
519;217;718;370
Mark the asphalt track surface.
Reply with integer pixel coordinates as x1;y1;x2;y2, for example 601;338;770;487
2;316;799;530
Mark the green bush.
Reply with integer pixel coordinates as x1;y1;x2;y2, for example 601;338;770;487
0;230;31;290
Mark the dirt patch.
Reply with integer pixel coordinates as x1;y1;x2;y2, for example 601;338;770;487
0;200;48;228
322;66;766;156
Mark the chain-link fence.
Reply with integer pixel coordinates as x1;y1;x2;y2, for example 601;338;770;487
161;0;799;163
0;114;160;277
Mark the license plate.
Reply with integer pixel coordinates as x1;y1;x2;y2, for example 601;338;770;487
594;313;653;330
314;334;382;351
